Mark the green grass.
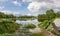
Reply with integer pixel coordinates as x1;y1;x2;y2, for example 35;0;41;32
0;33;16;36
38;20;53;31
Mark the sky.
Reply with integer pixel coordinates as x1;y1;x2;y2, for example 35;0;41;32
0;0;60;16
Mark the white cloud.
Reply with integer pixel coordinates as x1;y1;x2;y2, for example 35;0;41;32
22;0;47;2
0;10;20;16
27;13;31;16
23;0;60;12
12;1;21;6
22;0;33;2
22;0;40;2
27;2;49;12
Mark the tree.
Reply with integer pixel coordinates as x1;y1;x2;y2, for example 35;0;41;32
55;11;60;18
38;9;56;22
38;14;48;22
46;9;56;20
0;12;5;18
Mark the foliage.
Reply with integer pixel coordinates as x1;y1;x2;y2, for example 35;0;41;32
18;16;36;18
0;12;20;34
38;20;49;28
0;9;60;35
38;9;60;31
38;9;56;22
24;24;36;29
38;14;48;22
0;19;20;34
38;20;53;31
55;11;60;18
0;33;16;36
0;12;16;18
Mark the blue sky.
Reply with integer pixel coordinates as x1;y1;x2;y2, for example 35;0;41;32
0;0;60;16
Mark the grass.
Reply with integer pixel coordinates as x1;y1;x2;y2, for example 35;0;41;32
0;33;16;36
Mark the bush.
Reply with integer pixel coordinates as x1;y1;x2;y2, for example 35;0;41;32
0;20;20;34
24;24;36;29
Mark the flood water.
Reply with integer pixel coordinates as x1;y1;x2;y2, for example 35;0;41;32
16;19;39;25
15;19;41;34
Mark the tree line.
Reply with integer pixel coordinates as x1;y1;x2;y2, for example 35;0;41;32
38;9;60;22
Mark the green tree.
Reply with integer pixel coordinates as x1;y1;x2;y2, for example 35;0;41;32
38;9;56;22
38;14;48;22
0;12;5;18
46;9;56;20
56;11;60;18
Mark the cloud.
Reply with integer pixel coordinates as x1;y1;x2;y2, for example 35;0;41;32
22;0;33;2
27;2;49;12
0;10;20;16
23;0;60;12
22;0;47;2
12;1;21;6
27;13;31;16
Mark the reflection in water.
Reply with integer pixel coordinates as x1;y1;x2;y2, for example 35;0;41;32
16;19;39;25
15;19;40;28
16;19;41;33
